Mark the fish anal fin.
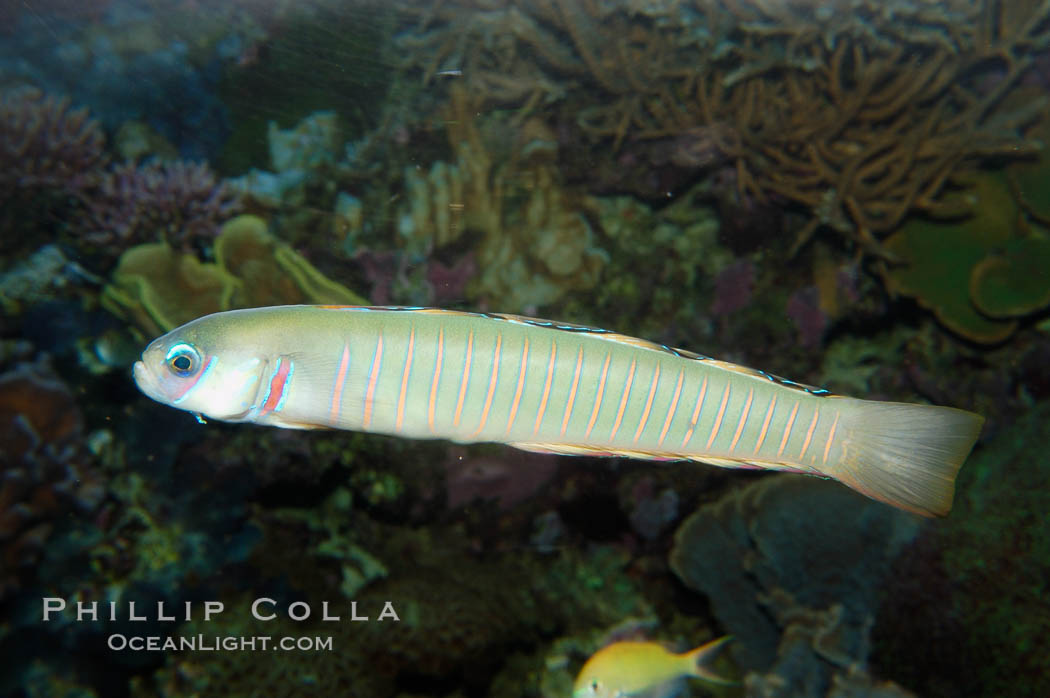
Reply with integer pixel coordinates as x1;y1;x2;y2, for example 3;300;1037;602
265;417;330;431
689;455;817;474
508;442;680;461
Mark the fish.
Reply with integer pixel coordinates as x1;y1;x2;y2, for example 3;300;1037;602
133;305;984;516
573;636;734;698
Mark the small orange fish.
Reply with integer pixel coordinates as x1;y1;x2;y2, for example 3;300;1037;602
573;636;733;697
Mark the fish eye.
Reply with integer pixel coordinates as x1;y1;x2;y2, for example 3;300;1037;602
165;343;201;377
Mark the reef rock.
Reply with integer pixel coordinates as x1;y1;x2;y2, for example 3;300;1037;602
669;475;919;696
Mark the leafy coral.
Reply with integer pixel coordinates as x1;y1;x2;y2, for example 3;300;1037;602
102;215;366;336
881;161;1050;344
880;172;1020;343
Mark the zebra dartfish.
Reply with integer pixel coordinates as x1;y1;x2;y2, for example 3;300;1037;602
133;305;983;516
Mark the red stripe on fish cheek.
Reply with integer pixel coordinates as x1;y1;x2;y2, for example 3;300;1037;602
261;359;292;415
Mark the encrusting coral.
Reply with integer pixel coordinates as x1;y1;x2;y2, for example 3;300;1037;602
398;0;1050;255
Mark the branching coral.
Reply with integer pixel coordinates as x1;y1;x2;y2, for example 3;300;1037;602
398;0;1050;255
78;159;243;251
0;86;106;199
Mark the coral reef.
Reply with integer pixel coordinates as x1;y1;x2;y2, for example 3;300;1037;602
880;165;1050;344
230;111;343;209
0;87;106;199
0;358;106;600
399;0;1050;254
397;87;607;311
4;3;1049;697
0;245;100;314
213;213;366;309
102;214;366;336
77;159;243;252
574;185;729;337
101;240;240;338
134;538;653;697
0;1;243;159
669;475;919;693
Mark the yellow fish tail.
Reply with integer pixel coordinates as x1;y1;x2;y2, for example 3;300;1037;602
682;635;736;685
822;399;984;517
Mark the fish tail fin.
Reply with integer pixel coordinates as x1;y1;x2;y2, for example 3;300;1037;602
824;398;984;517
682;635;736;685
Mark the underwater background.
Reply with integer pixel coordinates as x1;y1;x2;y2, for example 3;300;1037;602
1;0;1049;696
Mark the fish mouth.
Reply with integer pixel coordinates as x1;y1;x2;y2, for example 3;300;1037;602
132;360;163;403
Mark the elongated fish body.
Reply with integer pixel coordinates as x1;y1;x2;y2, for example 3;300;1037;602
133;305;984;516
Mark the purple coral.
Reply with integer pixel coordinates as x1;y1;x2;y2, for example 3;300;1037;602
0;87;106;199
78;159;242;251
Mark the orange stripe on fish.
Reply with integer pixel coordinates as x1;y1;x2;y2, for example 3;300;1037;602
799;406;820;461
681;375;708;448
822;411;840;465
395;328;415;432
778;401;800;458
472;333;501;437
506;337;529;434
453;330;473;428
428;328;443;434
585;352;611;439
729;387;754;451
534;340;558;434
610;358;637;441
329;343;350;425
363;335;383;428
705;383;731;449
657;369;684;447
561;346;584;437
634;363;661;443
754;394;777;454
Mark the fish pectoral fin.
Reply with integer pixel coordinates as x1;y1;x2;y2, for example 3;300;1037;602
507;442;680;461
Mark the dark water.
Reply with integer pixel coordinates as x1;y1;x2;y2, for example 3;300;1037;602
1;1;1048;696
